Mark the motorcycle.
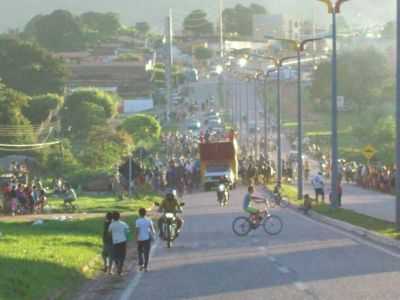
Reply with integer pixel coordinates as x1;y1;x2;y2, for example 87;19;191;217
217;183;229;207
155;202;185;248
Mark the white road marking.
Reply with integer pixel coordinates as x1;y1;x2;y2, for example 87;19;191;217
257;246;267;252
288;209;400;260
277;266;290;274
119;240;160;300
294;281;308;291
268;256;276;262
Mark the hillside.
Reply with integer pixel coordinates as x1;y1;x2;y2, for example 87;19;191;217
0;0;394;33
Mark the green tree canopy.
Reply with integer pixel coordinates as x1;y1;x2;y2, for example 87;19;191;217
0;83;36;144
79;126;133;171
119;114;161;148
223;3;268;37
80;12;121;42
61;89;119;139
193;46;214;61
23;94;63;124
382;21;395;39
311;48;389;113
0;38;68;95
24;10;86;52
135;22;150;36
183;10;214;36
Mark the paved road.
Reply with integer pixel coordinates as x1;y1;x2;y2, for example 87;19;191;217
117;186;400;300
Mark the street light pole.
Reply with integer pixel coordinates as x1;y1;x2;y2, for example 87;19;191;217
276;66;282;182
396;0;400;229
331;9;339;208
246;79;250;153
296;47;303;199
264;35;329;200
317;0;349;208
254;78;259;159
263;76;268;158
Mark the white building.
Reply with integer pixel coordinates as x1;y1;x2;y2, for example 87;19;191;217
253;14;302;41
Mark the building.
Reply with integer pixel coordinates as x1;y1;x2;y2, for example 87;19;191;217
67;62;151;98
253;14;301;41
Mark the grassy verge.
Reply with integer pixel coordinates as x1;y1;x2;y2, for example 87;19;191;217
48;194;158;214
0;194;159;300
269;184;400;240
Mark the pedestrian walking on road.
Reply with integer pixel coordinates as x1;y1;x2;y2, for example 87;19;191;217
102;212;113;274
108;211;129;276
136;208;155;272
311;172;325;203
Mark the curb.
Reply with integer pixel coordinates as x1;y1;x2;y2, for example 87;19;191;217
288;202;400;250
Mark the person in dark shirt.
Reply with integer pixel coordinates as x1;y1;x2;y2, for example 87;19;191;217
102;212;113;273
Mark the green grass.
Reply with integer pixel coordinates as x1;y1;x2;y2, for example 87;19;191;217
0;194;159;300
313;204;400;239
48;194;158;214
275;184;400;240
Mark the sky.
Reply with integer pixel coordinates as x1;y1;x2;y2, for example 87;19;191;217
0;0;395;33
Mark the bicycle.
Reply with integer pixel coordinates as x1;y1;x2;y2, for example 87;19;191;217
232;201;283;236
268;191;289;208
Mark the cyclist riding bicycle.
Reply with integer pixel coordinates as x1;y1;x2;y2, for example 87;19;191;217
243;185;268;223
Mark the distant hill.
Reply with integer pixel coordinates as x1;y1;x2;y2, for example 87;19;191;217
0;0;394;33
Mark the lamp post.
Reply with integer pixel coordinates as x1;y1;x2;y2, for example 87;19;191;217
396;0;400;229
254;77;259;159
265;35;329;199
262;69;275;159
317;0;349;208
246;79;250;153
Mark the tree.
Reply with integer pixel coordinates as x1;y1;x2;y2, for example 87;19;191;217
382;21;395;39
135;22;150;36
223;4;268;37
0;83;36;144
79;126;133;171
61;89;119;139
119;114;161;148
80;12;121;43
24;10;85;52
23;94;64;124
311;48;389;114
193;46;214;61
0;38;68;95
183;10;214;36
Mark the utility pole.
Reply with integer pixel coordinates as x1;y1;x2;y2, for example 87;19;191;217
396;0;400;229
254;79;259;159
219;0;224;58
330;8;339;208
246;80;250;153
165;8;173;121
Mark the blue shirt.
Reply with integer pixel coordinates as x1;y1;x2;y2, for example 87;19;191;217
243;193;251;210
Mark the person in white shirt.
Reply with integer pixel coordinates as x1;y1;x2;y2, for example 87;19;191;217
311;172;325;202
135;208;155;272
108;211;129;275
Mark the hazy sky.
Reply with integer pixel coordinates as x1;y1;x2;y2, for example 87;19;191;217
0;0;395;33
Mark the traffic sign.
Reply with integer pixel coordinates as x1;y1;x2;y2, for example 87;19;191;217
362;145;377;160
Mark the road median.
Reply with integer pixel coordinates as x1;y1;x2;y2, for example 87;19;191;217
270;184;400;248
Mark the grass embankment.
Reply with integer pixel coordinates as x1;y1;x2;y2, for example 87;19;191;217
271;184;400;240
0;194;159;300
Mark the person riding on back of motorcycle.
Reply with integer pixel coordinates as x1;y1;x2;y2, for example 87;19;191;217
158;190;183;237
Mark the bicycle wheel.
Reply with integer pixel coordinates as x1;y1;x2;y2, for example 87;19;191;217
263;215;283;235
232;217;251;236
279;197;289;208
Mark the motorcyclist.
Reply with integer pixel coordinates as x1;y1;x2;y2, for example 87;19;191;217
158;190;184;237
217;176;230;204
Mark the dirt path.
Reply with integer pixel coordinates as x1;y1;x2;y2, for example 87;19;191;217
75;242;139;300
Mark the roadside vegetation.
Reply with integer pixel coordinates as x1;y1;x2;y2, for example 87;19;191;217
0;194;159;300
277;184;400;240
